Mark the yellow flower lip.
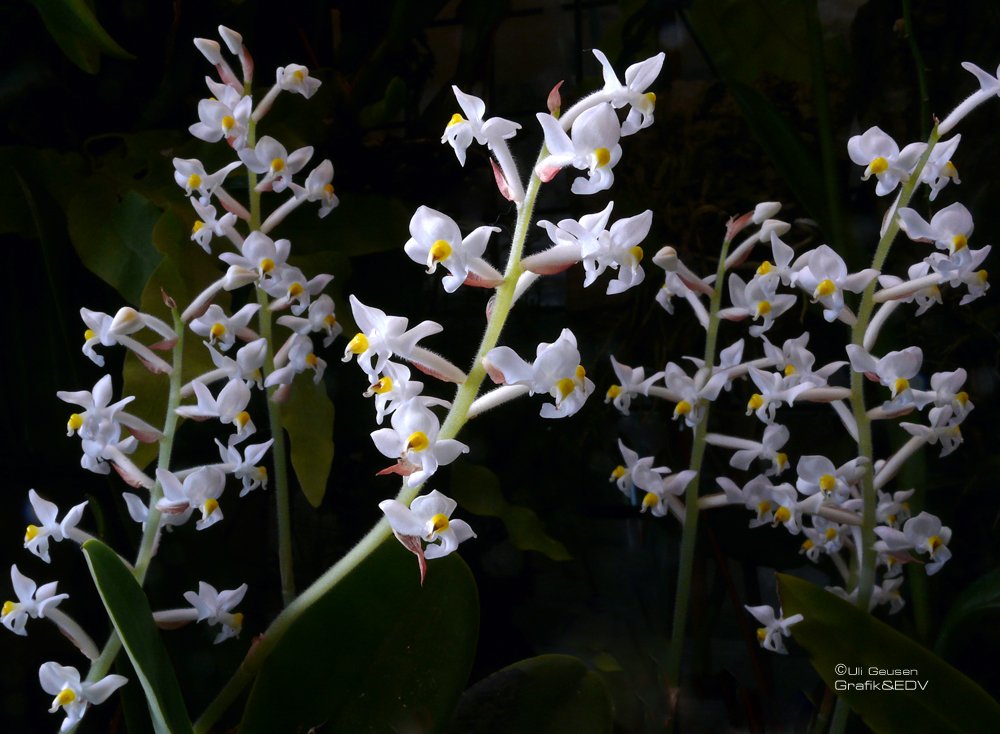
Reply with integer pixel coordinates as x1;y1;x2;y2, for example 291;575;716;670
747;393;764;411
84;328;96;341
210;323;226;339
819;474;836;494
606;384;622;400
611;465;626;479
68;413;84;431
774;506;791;524
270;157;285;173
757;260;774;276
556;377;576;399
868;156;889;175
347;333;369;355
447;113;465;127
2;600;16;617
429;513;450;535
187;173;202;190
594;147;611;168
815;278;836;298
54;688;77;707
429;239;452;262
674;399;692;416
641;492;659;509
406;431;430;452
221;115;235;131
25;524;40;542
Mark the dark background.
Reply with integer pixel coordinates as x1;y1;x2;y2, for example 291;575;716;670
3;0;1000;731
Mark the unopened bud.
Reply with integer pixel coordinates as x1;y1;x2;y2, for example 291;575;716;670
547;80;564;117
218;26;243;54
194;38;223;65
752;201;782;224
652;245;679;271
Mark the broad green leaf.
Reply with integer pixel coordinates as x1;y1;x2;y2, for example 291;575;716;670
778;573;1000;733
279;376;335;507
82;539;193;734
936;567;1000;655
449;654;613;734
122;210;225;469
67;179;163;306
241;540;479;734
28;0;133;74
450;463;571;561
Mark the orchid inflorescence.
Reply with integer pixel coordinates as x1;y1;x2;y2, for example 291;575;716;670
7;19;998;731
6;26;340;731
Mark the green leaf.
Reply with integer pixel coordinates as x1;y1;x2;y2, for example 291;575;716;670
279;376;335;507
67;180;163;306
936;567;1000;655
82;539;193;734
450;463;571;561
122;210;225;469
240;540;479;734
449;654;613;734
778;573;1000;733
28;0;133;74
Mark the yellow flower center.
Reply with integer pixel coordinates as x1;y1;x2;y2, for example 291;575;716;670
801;539;814;551
756;500;772;516
406;431;430;452
575;365;586;380
236;411;251;428
774;506;791;524
928;535;943;554
887;513;897;526
221;115;235;131
231;611;245;630
756;627;768;642
977;269;988;284
815;279;836;298
819;474;836;494
323;314;337;328
611;465;626;479
893;377;910;396
756;300;772;316
956;391;969;406
323;183;335;196
347;333;369;355
292;69;305;82
447;113;465;127
305;353;318;367
952;234;968;252
556;377;576;398
68;413;84;431
54;688;77;707
747;393;764;411
594;147;611;167
825;527;838;541
187;173;202;190
192;220;205;233
210;323;226;340
869;156;889;175
783;364;797;377
257;466;268;479
259;257;275;273
371;377;393;395
203;498;219;517
674;400;692;416
288;282;304;298
84;329;96;341
643;91;656;108
430;513;450;535
775;452;788;469
24;525;40;542
2;601;15;617
430;239;452;262
606;385;622;400
270;157;285;173
944;160;958;178
757;260;774;276
629;246;644;263
642;492;659;509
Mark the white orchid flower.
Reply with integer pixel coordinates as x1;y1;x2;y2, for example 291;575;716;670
277;294;342;347
441;86;520;167
609;439;670;495
39;662;127;732
535;103;622;194
24;491;88;564
484;328;595;419
591;49;664;135
155;467;227;530
919;135;961;200
189;77;252;149
239;135;313;193
639;470;698;517
795;245;878;322
215;438;273;496
898;202;975;255
605;356;663;415
847;126;925;196
370;402;469;487
379;489;476;560
277;64;321;98
176;379;255;444
185;582;248;643
2;565;68;636
846;345;928;412
190;303;260;352
744;605;803;654
523;203;614;277
795;455;866;504
362;361;449;425
927;245;990;304
172;158;242;202
403;206;503;291
293;159;339;217
874;511;952;575
900;405;965;457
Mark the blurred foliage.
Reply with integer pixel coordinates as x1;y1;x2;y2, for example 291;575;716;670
4;0;1000;732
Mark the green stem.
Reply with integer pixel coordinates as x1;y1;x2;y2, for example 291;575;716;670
903;0;931;140
72;309;185;729
194;153;548;733
850;129;938;615
245;108;296;606
666;233;733;684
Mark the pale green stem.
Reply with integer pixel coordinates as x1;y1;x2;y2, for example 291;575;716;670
245;106;296;606
194;151;549;733
850;128;939;614
831;128;940;734
70;309;186;731
666;235;732;684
